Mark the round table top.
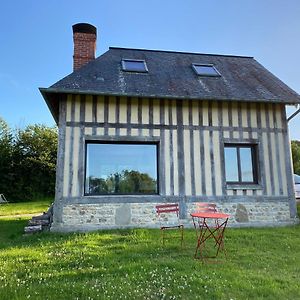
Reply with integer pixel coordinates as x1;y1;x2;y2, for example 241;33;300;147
190;212;230;219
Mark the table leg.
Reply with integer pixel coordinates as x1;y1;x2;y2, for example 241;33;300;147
193;217;229;260
193;217;209;259
214;219;228;257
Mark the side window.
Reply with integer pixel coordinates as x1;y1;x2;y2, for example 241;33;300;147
224;144;258;184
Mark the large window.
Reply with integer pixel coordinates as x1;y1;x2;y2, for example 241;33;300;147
85;142;158;195
224;144;258;184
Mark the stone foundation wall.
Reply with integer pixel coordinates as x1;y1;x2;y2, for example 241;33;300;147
187;202;292;225
50;200;297;232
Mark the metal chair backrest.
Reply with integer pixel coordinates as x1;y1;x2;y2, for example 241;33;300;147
0;194;8;203
195;203;220;228
155;203;183;246
155;203;180;217
195;202;218;213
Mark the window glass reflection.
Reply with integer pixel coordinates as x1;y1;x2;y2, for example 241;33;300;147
85;143;158;195
123;60;147;72
193;64;220;76
224;147;239;182
240;147;254;182
224;144;257;184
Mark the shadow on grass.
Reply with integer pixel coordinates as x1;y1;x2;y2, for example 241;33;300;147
0;218;28;245
0;219;195;264
2;219;300;270
1;221;300;300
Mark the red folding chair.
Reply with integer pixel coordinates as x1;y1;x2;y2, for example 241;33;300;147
155;203;184;247
195;202;218;213
195;202;219;227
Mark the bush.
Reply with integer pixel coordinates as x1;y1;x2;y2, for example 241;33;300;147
0;117;57;202
291;140;300;175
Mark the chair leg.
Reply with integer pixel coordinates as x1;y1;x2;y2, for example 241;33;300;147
180;226;184;248
160;226;184;247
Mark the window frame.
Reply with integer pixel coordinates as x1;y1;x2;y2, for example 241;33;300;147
121;59;149;73
224;143;259;185
84;140;159;196
192;63;221;77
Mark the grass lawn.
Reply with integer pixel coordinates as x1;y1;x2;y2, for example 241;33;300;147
0;198;53;217
0;202;299;299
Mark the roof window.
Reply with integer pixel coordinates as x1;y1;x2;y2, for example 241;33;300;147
192;64;221;77
122;59;148;72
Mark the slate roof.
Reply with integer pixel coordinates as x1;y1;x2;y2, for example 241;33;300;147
40;47;300;122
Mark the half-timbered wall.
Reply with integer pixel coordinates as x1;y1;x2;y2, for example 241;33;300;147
51;94;296;231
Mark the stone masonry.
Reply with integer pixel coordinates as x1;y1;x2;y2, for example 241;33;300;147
50;201;297;232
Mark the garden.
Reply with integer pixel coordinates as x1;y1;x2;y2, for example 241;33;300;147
0;200;300;299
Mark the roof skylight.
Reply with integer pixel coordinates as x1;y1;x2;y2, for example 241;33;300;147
192;64;221;77
122;59;148;72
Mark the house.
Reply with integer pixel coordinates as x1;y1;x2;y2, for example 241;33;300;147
40;23;300;231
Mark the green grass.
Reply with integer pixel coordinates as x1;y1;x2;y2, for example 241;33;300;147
0;202;300;299
0;198;52;217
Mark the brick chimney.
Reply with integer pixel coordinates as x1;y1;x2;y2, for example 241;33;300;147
72;23;97;71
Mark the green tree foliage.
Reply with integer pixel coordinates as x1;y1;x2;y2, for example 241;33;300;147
291;140;300;175
119;170;157;193
0;118;14;198
88;170;157;194
0;117;57;202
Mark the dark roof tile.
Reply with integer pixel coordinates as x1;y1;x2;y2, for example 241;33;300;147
49;47;300;103
41;47;300;122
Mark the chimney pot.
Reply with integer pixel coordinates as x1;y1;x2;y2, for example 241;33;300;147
72;23;97;71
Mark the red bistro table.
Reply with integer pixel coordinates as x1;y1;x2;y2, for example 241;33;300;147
191;212;230;260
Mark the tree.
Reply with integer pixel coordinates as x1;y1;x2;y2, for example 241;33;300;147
12;124;58;200
87;177;109;194
0;117;58;202
0;118;14;198
87;169;157;194
119;170;157;193
291;140;300;175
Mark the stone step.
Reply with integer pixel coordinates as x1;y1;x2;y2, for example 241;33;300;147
24;203;54;234
28;219;50;226
24;225;42;234
32;213;51;221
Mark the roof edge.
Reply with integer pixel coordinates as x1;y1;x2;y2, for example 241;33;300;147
40;87;300;105
109;47;254;59
39;88;59;124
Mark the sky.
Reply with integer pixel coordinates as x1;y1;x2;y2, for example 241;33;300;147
0;0;299;139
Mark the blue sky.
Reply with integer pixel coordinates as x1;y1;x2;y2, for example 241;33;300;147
1;0;299;139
